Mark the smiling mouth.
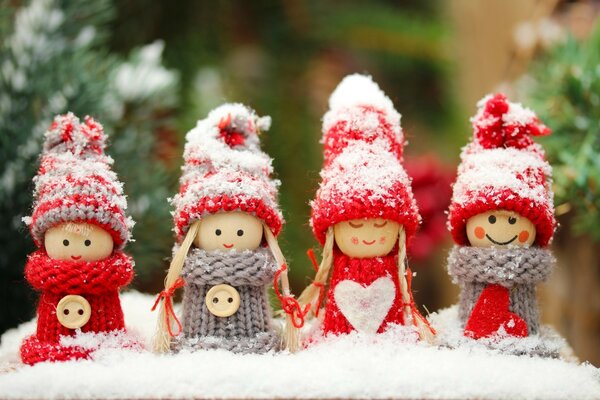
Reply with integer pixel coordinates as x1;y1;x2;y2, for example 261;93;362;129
362;240;376;245
485;234;517;246
71;255;82;260
223;244;234;249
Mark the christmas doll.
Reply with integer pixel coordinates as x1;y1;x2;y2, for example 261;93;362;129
20;113;135;365
446;93;556;344
297;74;434;341
153;104;302;354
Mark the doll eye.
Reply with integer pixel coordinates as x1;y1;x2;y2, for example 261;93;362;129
237;229;244;237
508;216;517;225
84;239;91;247
215;229;222;236
63;239;70;246
348;221;364;228
488;215;497;224
374;221;388;228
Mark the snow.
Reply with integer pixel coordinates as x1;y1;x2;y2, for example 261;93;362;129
323;74;403;152
327;74;400;125
0;292;598;399
452;146;553;208
316;138;411;206
113;41;178;104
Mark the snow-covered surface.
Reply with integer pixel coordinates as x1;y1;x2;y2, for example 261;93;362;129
0;292;598;400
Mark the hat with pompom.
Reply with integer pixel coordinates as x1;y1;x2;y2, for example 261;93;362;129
310;74;420;244
25;113;133;249
448;93;556;247
172;103;282;241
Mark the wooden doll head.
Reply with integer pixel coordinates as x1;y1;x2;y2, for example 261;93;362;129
44;222;114;262
333;218;400;258
466;209;536;248
193;211;263;251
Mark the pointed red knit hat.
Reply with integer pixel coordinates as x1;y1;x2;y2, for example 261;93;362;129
310;74;420;244
448;93;556;247
24;113;133;249
172;103;283;241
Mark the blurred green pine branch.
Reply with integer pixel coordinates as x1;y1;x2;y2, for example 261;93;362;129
0;0;179;334
524;22;600;241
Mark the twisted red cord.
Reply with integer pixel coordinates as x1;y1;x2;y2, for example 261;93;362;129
306;248;319;271
403;267;436;335
312;282;325;318
151;277;186;337
273;263;309;329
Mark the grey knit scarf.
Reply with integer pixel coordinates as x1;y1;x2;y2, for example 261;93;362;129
447;245;555;335
181;246;278;286
175;247;280;354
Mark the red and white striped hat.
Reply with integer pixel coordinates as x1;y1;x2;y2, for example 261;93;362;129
172;104;283;241
25;113;133;249
310;74;420;244
448;93;556;247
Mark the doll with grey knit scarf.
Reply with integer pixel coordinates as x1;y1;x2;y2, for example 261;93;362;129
152;104;301;354
446;94;557;349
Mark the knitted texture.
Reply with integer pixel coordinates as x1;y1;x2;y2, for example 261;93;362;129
322;251;405;335
447;245;554;335
20;251;133;364
448;93;555;247
463;284;529;339
310;74;420;245
177;247;279;354
24;113;133;249
171;104;282;241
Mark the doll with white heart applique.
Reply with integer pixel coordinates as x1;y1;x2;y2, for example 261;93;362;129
298;74;434;342
446;94;557;353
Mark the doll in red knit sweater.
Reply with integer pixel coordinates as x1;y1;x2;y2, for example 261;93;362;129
20;113;136;365
298;75;434;341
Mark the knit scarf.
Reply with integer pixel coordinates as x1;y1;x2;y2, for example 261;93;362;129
181;246;277;286
447;245;554;287
25;250;134;294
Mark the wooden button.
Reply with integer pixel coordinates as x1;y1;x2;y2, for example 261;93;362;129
56;295;91;329
205;284;240;317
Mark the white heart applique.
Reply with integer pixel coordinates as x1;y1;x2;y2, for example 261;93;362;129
333;277;396;334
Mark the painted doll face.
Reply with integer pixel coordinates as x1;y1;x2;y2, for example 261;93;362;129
194;211;263;251
334;218;400;258
466;210;536;248
45;222;114;262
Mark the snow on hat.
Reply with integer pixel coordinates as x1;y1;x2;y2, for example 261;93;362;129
310;74;420;244
172;103;283;241
25;113;133;249
448;93;556;247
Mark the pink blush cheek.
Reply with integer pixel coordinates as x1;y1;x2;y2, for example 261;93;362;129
351;237;359;245
379;236;386;244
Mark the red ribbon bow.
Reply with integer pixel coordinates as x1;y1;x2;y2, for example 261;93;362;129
403;267;436;336
273;263;309;329
151;277;186;338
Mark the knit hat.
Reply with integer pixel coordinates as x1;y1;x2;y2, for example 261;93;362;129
448;93;556;247
310;74;420;244
172;103;283;241
24;113;133;249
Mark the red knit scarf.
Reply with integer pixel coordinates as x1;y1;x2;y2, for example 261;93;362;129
25;250;134;294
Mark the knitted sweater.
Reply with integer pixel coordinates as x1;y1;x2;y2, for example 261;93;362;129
175;247;280;353
20;250;133;364
322;251;405;335
447;245;554;335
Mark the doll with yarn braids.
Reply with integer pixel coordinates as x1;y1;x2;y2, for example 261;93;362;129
297;75;434;342
153;104;301;354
